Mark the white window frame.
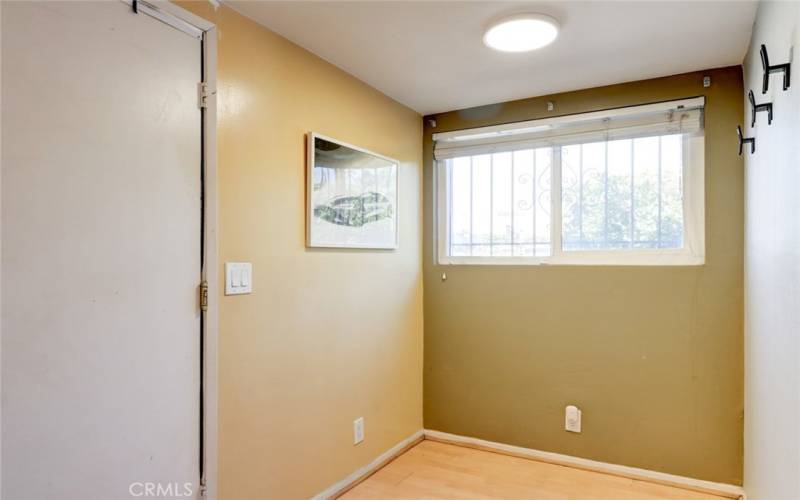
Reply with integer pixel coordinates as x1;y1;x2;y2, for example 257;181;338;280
435;100;705;266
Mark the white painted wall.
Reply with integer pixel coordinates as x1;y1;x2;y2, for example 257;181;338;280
742;2;800;499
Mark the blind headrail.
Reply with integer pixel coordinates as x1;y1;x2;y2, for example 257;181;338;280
432;97;705;143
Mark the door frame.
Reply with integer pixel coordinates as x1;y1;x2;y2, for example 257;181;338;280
120;2;219;499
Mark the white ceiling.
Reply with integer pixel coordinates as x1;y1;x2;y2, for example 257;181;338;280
227;1;758;115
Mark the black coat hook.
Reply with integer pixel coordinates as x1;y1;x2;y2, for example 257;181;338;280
761;44;791;93
748;90;773;127
737;126;755;155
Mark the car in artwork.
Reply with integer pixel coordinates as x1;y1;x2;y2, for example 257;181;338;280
314;191;393;227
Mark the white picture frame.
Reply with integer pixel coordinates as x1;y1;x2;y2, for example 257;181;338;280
306;132;399;249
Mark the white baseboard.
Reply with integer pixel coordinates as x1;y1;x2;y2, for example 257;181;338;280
424;429;744;499
312;429;424;500
311;428;744;499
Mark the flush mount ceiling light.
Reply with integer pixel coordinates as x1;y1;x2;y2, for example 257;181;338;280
483;14;560;53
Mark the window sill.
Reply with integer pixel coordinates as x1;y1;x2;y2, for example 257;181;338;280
438;252;705;266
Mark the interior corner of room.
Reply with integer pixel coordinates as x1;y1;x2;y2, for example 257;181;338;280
1;1;797;500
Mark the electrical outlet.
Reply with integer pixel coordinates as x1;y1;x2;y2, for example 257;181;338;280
353;417;364;445
565;405;582;433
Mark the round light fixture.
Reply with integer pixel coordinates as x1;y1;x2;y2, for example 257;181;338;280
483;14;559;53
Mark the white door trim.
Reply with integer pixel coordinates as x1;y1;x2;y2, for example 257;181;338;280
200;20;220;500
118;2;219;498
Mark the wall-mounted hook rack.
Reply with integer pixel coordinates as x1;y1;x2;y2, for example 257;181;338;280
760;44;791;93
748;90;773;127
737;125;755;155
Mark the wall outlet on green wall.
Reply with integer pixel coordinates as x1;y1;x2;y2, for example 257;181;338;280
565;406;581;433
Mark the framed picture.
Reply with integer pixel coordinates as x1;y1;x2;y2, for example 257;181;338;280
307;133;399;249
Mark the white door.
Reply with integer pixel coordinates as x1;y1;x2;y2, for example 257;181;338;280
2;2;202;499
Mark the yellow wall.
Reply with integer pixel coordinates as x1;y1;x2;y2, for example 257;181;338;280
178;3;423;498
422;67;744;484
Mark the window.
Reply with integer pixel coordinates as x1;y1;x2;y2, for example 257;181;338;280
435;98;705;265
446;148;553;258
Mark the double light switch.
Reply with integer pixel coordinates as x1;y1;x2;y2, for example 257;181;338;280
225;262;252;295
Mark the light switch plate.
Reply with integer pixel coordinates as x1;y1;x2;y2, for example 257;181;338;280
225;262;252;295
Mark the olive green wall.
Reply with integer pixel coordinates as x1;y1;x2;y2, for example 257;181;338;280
422;67;744;485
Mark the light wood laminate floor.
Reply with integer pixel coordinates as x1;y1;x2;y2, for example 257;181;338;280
341;440;730;500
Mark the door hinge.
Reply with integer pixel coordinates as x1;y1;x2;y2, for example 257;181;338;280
198;477;207;497
197;82;215;109
199;280;209;312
